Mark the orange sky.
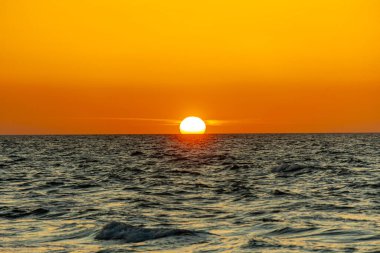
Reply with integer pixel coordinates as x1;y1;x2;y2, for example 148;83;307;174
1;0;379;134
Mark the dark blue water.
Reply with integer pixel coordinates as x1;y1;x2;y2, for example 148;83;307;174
0;134;379;252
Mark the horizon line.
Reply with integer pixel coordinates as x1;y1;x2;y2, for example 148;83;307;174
0;132;379;136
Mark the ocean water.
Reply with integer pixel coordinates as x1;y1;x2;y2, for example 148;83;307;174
0;134;379;252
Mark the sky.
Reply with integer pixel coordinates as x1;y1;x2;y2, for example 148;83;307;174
1;0;379;134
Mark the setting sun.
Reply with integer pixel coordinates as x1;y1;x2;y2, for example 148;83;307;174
179;117;206;134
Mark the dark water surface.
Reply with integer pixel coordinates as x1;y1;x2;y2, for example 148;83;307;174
0;134;379;252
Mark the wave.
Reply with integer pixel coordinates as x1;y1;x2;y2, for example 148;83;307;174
270;163;334;176
271;163;308;173
272;189;293;196
265;226;317;236
244;236;280;248
0;207;49;219
130;151;144;156
95;222;203;243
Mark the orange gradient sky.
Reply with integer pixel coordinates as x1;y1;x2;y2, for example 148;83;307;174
1;0;379;134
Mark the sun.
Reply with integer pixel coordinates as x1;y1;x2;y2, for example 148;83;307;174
180;116;206;134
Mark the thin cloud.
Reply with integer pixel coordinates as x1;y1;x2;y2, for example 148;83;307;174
206;119;263;126
70;117;180;125
68;117;263;126
205;120;232;126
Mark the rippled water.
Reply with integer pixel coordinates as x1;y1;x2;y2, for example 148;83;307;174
0;134;379;252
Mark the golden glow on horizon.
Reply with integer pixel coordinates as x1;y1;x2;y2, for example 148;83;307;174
0;0;379;134
180;117;206;134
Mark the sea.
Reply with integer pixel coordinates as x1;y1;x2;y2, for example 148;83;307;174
0;134;379;252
